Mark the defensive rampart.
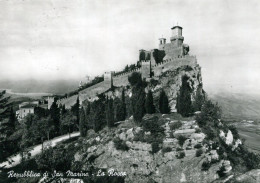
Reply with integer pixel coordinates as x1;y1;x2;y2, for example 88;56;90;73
153;55;197;76
55;56;197;108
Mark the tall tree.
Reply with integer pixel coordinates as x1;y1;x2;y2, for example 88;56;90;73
176;75;193;117
71;96;80;128
128;72;146;124
106;98;114;127
79;108;87;136
49;98;60;134
0;90;10;120
193;84;205;111
145;90;155;114
0;91;15;162
121;88;126;120
159;90;170;114
60;112;76;138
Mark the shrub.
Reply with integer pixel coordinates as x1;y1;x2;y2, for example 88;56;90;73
196;100;221;127
195;128;201;133
217;165;226;177
203;127;216;140
176;147;183;151
162;147;172;153
133;131;146;142
196;149;203;157
177;135;187;146
113;137;129;151
228;125;239;140
176;151;185;159
142;116;164;134
170;121;182;130
151;142;160;154
194;143;202;149
201;161;211;171
169;132;175;138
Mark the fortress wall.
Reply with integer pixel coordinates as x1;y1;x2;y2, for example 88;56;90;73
153;56;197;76
57;81;111;109
113;68;142;87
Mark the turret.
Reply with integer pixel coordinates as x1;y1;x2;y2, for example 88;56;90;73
159;38;166;50
170;25;184;47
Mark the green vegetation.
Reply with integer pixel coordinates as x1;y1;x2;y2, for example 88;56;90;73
195;149;203;157
193;84;205;111
106;98;115;128
151;142;160;154
194;143;202;149
176;75;193;117
169;121;182;130
113;137;129;151
145;90;155;114
162;146;172;153
201;161;211;171
159;90;170;114
176;151;185;159
177;135;187;146
128;72;146;124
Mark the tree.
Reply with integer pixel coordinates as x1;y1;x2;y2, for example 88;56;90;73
128;72;146;124
88;94;106;132
60;104;67;117
35;106;48;118
49;98;60;135
159;90;170;114
106;98;114;127
145;90;155;114
114;97;125;122
123;65;129;72
40;116;55;141
193;84;205;111
196;99;221;127
71;96;80;128
60;112;77;138
79;108;87;136
121;88;126;120
176;75;193;117
0;90;10;121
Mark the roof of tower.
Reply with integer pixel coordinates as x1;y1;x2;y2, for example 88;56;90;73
171;25;183;30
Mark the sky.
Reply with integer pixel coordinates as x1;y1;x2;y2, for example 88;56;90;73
0;0;260;94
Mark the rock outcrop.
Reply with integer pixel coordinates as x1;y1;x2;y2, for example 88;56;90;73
73;114;232;183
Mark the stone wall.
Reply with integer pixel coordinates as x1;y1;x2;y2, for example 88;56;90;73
153;55;197;77
113;68;141;87
55;56;197;109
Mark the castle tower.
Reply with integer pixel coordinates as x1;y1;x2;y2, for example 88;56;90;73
170;25;184;47
159;38;166;50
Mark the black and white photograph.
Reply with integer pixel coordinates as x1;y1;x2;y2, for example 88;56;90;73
0;0;260;182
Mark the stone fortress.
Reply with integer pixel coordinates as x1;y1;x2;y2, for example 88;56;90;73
51;25;199;109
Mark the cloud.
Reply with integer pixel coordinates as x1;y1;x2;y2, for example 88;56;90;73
0;0;260;93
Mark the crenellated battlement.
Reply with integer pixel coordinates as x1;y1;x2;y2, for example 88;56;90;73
52;25;199;109
152;55;197;68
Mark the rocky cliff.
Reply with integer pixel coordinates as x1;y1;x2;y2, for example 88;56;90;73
70;113;259;183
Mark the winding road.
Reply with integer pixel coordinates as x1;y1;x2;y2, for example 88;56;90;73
0;132;80;169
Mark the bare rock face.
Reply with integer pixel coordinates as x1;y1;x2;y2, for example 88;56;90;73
219;130;234;146
149;65;203;112
77;118;227;183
